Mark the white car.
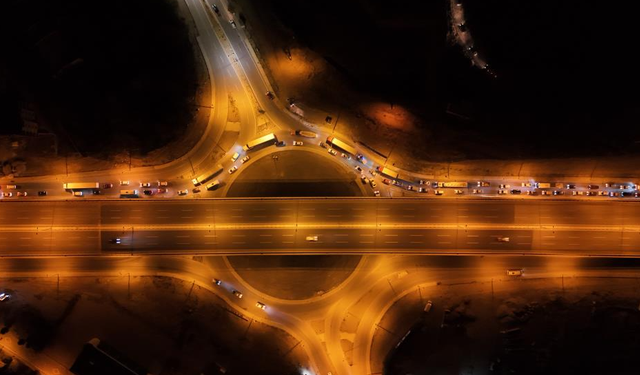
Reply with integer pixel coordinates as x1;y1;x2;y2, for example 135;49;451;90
120;180;130;186
140;182;152;187
241;155;250;164
73;191;83;197
256;302;267;310
373;190;380;197
370;180;377;188
327;148;337;156
3;192;12;197
354;166;362;172
341;153;351;160
499;184;509;189
434;190;444;195
293;141;303;146
507;269;524;276
231;152;240;162
306;235;318;242
361;175;369;185
158;181;168;187
472;189;482;194
521;182;532;187
498;190;507;195
541;190;550;196
497;237;510;242
0;293;10;302
228;166;238;174
232;290;243;298
454;189;463;195
178;189;188;196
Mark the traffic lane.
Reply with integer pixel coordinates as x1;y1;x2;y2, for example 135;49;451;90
0;230;101;256
0;201;101;226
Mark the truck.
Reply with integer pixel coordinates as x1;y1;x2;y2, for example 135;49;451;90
63;182;99;190
535;182;552;189
192;164;224;186
376;166;399;179
290;130;317;138
326;136;357;156
206;180;221;191
437;181;468;188
120;189;139;197
243;133;277;151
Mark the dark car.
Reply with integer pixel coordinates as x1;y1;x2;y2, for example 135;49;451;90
93;189;101;195
143;189;153;195
211;4;219;14
37;191;47;196
103;183;113;189
510;189;521;195
587;185;599;190
566;184;576;189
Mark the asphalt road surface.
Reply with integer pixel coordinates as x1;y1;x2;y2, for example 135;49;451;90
1;198;640;257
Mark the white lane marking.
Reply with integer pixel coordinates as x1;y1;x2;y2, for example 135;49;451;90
158;216;170;219
181;216;193;219
593;236;606;239
542;242;555;246
543;235;556;238
232;241;245;245
402;215;415;218
360;234;374;237
232;234;245;237
379;215;390;218
205;242;217;245
438;241;451;244
203;235;216;237
385;241;398;244
110;210;121;212
335;234;348;237
352;208;364;211
360;241;374;244
260;241;272;244
130;217;142;220
282;234;294;237
410;234;424;237
148;242;159;246
302;215;315;218
177;242;190;245
336;241;349;244
282;241;294;244
410;241;423;244
40;217;52;220
146;236;158;238
259;234;272;237
110;217;121;219
20;237;31;240
176;235;190;238
467;241;479;245
437;234;451;237
327;215;342;218
328;208;342;211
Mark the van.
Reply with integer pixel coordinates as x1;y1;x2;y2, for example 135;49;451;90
5;185;17;189
206;180;220;191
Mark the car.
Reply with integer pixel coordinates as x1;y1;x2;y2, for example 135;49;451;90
472;189;482;194
541;190;551;196
553;190;563;196
231;152;240;162
621;191;635;197
93;189;101;195
477;181;490;187
418;187;427;193
605;183;613;188
178;189;188;196
3;192;12;197
373;190;381;197
370;180;377;188
419;180;428;185
157;188;168;194
585;191;596;196
588;185;599;190
306;235;318;242
598;191;608;196
229;20;237;28
192;187;201;194
103;183;113;189
434;190;444;195
454;189;463;195
526;191;537;195
256;302;267;310
211;4;219;14
341;153;351;160
507;269;524;276
620;184;631;190
499;184;509;189
424;300;433;313
497;237;510;242
111;238;121;244
360;175;369;185
369;169;377;177
232;290;243;298
354;166;362;172
521;182;532;187
143;189;153;195
391;180;401;186
212;278;222;285
498;190;507;195
382;178;391;185
140;182;152;188
327;148;337;156
356;154;367;164
73;191;83;197
510;189;521;195
17;192;27;197
293;141;303;146
38;191;47;196
319;141;327;148
240;156;251;164
406;185;414;191
120;181;130;186
228;166;238;174
610;191;620;197
566;184;576;189
158;181;168;187
0;293;10;302
276;140;286;147
265;91;274;99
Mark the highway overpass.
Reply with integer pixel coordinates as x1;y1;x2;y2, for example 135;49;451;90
1;197;639;257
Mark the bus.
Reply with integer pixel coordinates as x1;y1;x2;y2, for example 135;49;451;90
326;136;356;156
376;166;399;179
63;182;99;190
243;133;277;151
191;164;224;186
437;181;468;188
119;189;139;198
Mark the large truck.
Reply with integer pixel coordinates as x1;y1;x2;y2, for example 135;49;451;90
243;133;277;151
376;166;399;179
120;189;139;197
63;182;99;190
535;182;552;189
192;164;224;186
437;181;468;188
326;136;357;156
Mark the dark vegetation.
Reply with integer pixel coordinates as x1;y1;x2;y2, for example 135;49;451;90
0;0;197;156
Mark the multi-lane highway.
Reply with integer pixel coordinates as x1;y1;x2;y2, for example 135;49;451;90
2;198;640;257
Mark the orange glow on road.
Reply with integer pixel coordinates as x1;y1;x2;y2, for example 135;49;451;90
361;102;417;133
